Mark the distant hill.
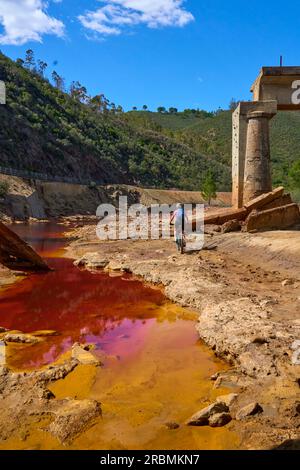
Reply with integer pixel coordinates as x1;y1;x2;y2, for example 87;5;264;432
0;53;230;192
125;109;300;189
1;50;299;195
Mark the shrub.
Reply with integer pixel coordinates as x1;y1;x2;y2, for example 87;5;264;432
0;181;10;198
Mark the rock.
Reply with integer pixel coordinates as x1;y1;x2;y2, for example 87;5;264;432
3;333;41;344
71;344;102;366
74;253;109;269
259;299;278;308
38;359;79;383
210;372;220;381
209;412;232;427
282;279;294;287
197;298;281;378
48;398;101;444
30;330;59;337
83;343;96;351
0;327;8;333
236;402;263;420
216;393;238;408
202;243;218;251
186;402;229;426
105;261;124;272
221;219;241;234
164;422;180;430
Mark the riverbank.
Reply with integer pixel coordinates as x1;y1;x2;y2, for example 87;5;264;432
67;223;300;449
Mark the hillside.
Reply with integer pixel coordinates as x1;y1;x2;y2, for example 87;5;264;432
0;53;230;192
125;109;300;189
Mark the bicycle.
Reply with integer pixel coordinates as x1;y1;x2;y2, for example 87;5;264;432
176;232;186;254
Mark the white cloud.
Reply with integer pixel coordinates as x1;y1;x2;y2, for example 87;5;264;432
78;0;194;37
0;0;65;45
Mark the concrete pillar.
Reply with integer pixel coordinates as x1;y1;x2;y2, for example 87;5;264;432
243;111;275;204
232;104;249;208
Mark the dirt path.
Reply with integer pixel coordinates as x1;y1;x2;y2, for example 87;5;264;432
67;224;300;449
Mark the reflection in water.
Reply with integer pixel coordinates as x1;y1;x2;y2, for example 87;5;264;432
0;223;239;450
0;223;167;369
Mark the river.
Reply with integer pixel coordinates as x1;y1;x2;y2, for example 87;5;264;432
0;222;239;450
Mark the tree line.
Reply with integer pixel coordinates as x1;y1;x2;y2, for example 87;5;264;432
16;49;124;115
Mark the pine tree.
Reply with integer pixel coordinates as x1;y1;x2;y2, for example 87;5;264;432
37;60;47;77
201;171;217;206
24;49;35;70
52;71;65;91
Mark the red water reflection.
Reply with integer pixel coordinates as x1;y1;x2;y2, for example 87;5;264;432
0;224;165;369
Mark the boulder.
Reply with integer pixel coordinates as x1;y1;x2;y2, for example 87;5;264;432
282;279;294;287
244;204;300;232
209;412;232;427
186;402;229;426
48;398;101;444
244;187;284;212
74;253;109;269
71;344;102;366
3;333;41;344
216;393;238;408
235;402;263;420
164;422;180;430
221;219;241;234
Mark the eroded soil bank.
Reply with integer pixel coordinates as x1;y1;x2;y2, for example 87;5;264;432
67;222;300;450
0;223;239;450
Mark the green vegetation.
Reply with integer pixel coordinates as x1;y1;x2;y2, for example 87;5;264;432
201;171;217;205
289;160;300;202
0;51;230;191
126;108;300;190
0;181;9;198
1;49;299;193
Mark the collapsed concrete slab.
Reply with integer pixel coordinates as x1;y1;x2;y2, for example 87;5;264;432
0;221;50;271
244;187;284;212
244;203;300;232
204;208;248;226
262;193;293;211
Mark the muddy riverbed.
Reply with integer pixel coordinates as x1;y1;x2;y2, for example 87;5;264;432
0;223;239;450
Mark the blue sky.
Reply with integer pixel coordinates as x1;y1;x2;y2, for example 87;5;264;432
0;0;299;111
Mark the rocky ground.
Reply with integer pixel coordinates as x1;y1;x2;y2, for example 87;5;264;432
0;265;23;288
65;223;300;449
0;339;102;448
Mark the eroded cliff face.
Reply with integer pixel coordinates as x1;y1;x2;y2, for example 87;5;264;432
0;174;231;221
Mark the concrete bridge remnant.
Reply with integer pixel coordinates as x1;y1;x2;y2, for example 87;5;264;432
232;66;300;208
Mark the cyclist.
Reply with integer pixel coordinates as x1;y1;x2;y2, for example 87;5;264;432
170;203;188;253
